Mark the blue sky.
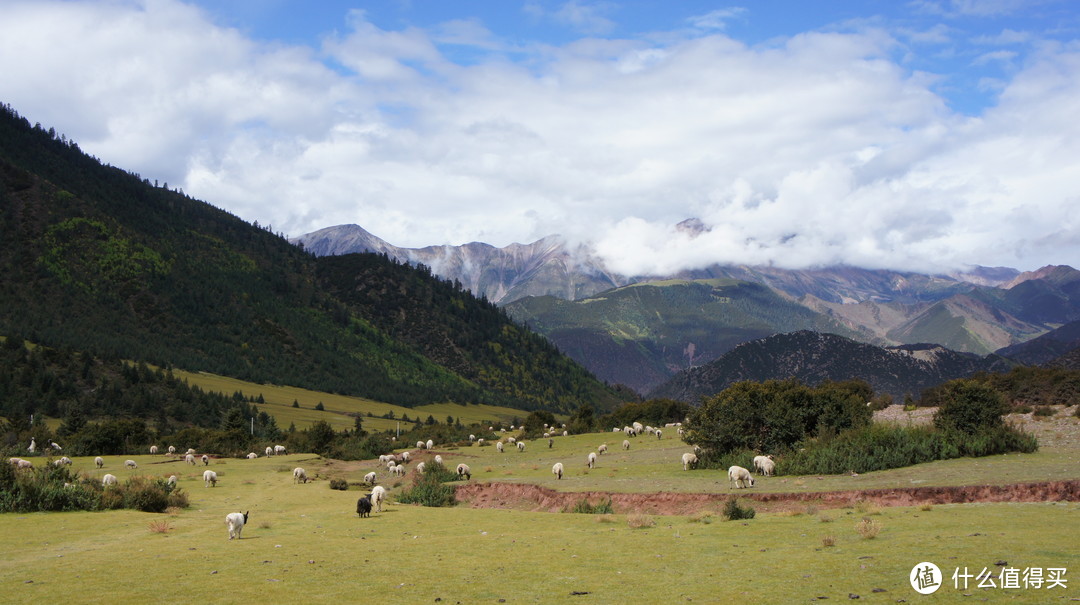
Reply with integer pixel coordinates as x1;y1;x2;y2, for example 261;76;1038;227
2;0;1079;273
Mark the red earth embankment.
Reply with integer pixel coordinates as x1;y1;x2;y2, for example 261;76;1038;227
454;480;1080;515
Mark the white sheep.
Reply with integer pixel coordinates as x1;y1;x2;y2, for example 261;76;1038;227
507;437;516;444
293;467;308;484
203;470;218;487
54;456;72;467
562;430;568;436
226;511;249;540
363;471;377;485
185;454;196;465
201;454;210;466
125;460;138;469
415;462;426;474
392;464;406;477
401;451;411;463
149;445;158;455
167;475;177;488
265;446;273;457
587;452;598;469
274;444;286;455
477;438;484;446
434;455;443;465
753;455;776;476
517;441;526;452
167;445;176;455
682;452;698;471
552;462;564;480
246;452;258;459
417;440;425;449
426;439;434;450
186;448;197;455
95;456;104;468
456;463;471;480
598;444;607;455
497;441;504;453
623;440;630;450
27;438;35;453
633;422;644;434
655;429;662;440
370;485;387;512
728;465;755;489
612;427;621;432
469;434;475;442
102;473;118;486
386;461;397;471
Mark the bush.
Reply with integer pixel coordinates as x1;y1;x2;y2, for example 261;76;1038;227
722;497;755;521
329;478;349;491
396;462;457;507
120;477;172;513
0;463;101;512
566;497;614;514
933;380;1007;434
1033;406;1056;417
856;517;881;539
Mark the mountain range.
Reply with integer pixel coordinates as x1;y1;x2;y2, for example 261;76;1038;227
294;225;1080;393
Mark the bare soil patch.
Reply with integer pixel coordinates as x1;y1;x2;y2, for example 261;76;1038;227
455;479;1080;515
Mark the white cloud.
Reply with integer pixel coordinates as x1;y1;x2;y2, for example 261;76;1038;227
1;0;1078;275
687;8;748;31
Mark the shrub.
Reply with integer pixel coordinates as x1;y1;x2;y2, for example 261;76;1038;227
722;497;755;521
627;514;655;529
821;535;836;547
856;517;881;539
396;462;457;507
329;478;349;491
1033;406;1055;417
121;477;171;513
148;520;172;534
567;498;614;514
933;380;1007;434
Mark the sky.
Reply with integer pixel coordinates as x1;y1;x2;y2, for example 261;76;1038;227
1;0;1079;275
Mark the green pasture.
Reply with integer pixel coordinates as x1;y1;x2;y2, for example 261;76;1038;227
2;450;1077;604
171;369;539;432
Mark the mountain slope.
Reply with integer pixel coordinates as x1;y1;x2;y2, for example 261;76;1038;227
0;103;616;414
504;279;870;393
996;320;1080;366
649;331;1015;403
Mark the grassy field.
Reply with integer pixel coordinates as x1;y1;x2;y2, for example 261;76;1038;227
170;369;543;432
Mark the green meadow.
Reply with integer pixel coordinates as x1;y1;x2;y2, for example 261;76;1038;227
3;409;1078;603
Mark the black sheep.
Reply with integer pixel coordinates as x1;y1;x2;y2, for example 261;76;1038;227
356;496;372;518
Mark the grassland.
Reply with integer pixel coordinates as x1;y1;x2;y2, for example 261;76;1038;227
3;407;1078;603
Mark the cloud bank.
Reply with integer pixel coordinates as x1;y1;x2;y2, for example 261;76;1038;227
1;0;1077;274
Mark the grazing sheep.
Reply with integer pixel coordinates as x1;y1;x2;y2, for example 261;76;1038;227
507;437;516;444
587;452;598;469
477;439;484;446
54;457;72;467
28;438;35;453
201;454;210;466
598;444;608;455
149;445;158;455
548;438;553;448
552;462;564;480
613;427;621;432
456;463;471;480
246;452;258;459
363;471;377;485
9;458;32;469
370;485;387;512
426;439;434;450
728;465;755;489
655;429;662;440
203;470;218;487
392;464;406;477
356;496;372;518
186;448;197;455
102;473;118;486
497;441;504;453
633;422;644;434
417;441;426;449
469;434;476;442
682;453;698;471
401;451;411;463
623;440;630;450
386;461;397;472
517;441;526;452
293;467;308;484
415;462;426;474
95;456;104;468
226;511;249;540
753;455;775;476
274;445;286;456
562;430;568;437
167;445;176;455
434;455;443;465
167;475;177;488
125;460;138;469
265;446;273;457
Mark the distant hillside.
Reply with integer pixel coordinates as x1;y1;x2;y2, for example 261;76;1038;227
648;331;1015;403
997;321;1080;366
504;279;869;393
0;103;617;416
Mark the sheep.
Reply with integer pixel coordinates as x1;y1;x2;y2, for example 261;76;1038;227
167;445;176;455
401;451;411;463
477;439;484;446
552;462;564;480
507;437;516;444
468;434;476;442
363;471;377;485
186;448;197;455
16;458;32;470
386;461;397;472
392;464;406;477
167;475;178;488
149;445;158;455
27;438;35;453
655;429;662;440
102;473;118;487
226;511;249;540
415;462;426;474
370;485;387;512
125;460;138;469
562;430;568;437
456;463;471;480
201;454;210;466
203;470;218;487
185;454;196;465
246;452;258;459
753;455;776;476
95;456;104;469
274;445;287;455
417;440;426;449
54;456;72;467
517;441;526;452
293;467;308;484
613;427;621;432
682;452;698;471
623;440;630;450
265;446;273;457
434;455;443;465
497;441;504;453
356;496;372;518
598;444;608;455
728;465;755;489
48;440;62;451
633;422;644;434
426;439;434;450
548;438;553;448
587;452;598;469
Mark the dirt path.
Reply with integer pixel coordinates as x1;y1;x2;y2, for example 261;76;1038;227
454;479;1080;515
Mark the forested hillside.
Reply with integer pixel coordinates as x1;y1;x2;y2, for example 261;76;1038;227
0;103;619;416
